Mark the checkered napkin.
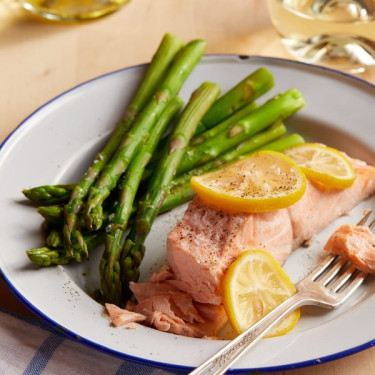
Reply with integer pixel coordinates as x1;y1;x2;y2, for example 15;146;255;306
0;309;180;375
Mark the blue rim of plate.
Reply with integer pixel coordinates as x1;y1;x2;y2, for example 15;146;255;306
1;55;375;374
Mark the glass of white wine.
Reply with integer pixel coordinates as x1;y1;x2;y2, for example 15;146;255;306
19;0;130;21
266;0;375;73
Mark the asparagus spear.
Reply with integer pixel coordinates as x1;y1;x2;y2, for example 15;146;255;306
63;33;184;248
27;247;72;267
100;97;184;305
256;133;305;152
27;231;106;267
176;88;305;175
195;67;274;135
46;229;63;248
160;133;305;212
38;206;110;231
158;181;196;214
23;184;75;206
190;101;257;146
120;81;221;299
84;39;207;232
37;205;64;225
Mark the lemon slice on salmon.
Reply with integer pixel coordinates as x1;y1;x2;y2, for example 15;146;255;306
190;150;306;213
223;249;300;337
284;143;356;189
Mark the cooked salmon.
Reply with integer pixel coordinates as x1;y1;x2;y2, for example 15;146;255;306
324;223;375;273
288;158;375;249
126;278;227;338
106;273;227;337
167;157;375;305
105;303;147;327
167;202;293;305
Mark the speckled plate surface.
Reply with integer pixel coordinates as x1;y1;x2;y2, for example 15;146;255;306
1;56;375;373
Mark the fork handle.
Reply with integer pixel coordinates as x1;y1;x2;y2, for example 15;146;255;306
189;293;306;375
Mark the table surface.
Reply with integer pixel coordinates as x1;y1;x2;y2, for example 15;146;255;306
1;0;374;374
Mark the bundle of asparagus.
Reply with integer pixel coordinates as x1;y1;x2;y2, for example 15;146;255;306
22;33;306;307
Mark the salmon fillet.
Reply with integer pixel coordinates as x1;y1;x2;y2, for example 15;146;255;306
288;158;375;248
167;157;375;305
324;223;375;273
167;202;292;305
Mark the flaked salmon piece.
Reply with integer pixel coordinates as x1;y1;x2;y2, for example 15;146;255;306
150;311;197;336
194;302;227;327
324;223;375;273
128;280;227;338
130;281;205;324
191;303;227;338
150;308;227;338
288;158;375;248
105;303;147;327
150;265;174;283
167;156;375;305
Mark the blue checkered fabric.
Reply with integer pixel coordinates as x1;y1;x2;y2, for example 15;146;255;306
0;309;182;375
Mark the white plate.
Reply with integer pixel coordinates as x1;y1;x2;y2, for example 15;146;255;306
1;56;375;373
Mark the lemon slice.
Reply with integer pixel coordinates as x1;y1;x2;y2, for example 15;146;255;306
284;143;356;189
190;150;306;213
223;250;300;337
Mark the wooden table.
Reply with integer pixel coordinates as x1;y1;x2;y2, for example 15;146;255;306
1;0;374;373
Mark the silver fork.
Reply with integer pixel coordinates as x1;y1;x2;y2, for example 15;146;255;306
189;211;375;375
